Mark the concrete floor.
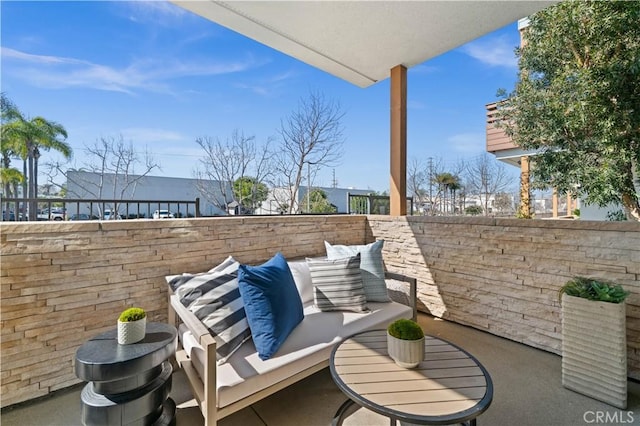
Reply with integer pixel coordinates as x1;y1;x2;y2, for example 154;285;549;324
2;314;639;426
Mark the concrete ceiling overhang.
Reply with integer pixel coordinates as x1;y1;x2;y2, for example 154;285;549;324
172;1;556;88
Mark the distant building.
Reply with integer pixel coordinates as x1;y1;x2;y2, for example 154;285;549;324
65;171;383;217
65;171;230;217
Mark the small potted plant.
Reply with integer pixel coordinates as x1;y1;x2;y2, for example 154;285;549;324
559;277;629;409
387;318;425;368
117;307;147;345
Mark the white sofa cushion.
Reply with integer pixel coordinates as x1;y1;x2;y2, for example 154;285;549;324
179;299;413;408
287;260;314;305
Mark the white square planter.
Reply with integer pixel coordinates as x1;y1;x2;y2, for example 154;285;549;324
561;294;627;409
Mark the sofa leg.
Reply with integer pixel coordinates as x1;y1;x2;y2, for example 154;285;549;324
203;334;217;426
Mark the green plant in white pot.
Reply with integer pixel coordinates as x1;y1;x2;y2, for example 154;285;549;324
560;277;629;409
117;307;147;345
387;319;425;368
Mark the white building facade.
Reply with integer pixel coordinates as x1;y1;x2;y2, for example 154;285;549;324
66;171;230;217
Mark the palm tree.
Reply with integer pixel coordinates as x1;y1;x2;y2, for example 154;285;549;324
1;94;25;217
435;172;456;214
448;176;462;215
0;167;24;198
27;117;70;214
1;95;71;220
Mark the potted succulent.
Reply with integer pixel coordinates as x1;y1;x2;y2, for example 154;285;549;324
387;318;425;368
560;277;629;409
117;307;147;345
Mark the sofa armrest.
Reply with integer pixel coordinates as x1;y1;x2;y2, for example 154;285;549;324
169;293;213;346
168;291;217;424
384;271;417;321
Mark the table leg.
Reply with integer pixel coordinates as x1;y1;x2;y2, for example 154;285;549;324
332;399;360;426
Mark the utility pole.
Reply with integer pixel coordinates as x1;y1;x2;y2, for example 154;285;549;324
332;169;338;188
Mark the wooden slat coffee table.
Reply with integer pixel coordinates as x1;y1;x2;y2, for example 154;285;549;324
330;329;493;425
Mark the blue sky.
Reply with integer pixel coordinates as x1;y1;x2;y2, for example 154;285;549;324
1;1;522;193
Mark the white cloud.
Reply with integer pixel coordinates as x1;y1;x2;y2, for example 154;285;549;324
460;35;518;68
234;70;296;97
1;47;261;95
447;133;485;154
122;1;189;25
1;47;85;65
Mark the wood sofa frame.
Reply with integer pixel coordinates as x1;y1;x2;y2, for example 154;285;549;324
168;271;417;426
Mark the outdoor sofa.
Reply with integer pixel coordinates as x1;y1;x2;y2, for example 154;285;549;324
167;240;417;426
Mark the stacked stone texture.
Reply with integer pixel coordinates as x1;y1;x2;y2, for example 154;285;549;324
1;215;638;407
0;216;364;407
367;215;639;382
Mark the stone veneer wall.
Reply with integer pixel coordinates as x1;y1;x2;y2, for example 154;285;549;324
0;215;366;407
366;215;640;380
3;214;639;406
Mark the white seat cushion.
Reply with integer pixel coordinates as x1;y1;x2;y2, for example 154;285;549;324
179;300;412;408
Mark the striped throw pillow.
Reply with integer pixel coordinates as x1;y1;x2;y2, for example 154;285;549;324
306;254;369;313
325;240;390;302
167;256;251;364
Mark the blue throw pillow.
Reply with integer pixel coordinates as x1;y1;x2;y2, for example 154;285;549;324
238;253;304;360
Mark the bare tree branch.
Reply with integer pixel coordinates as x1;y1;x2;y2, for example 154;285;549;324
464;154;511;216
275;91;345;213
44;135;159;217
193;130;274;213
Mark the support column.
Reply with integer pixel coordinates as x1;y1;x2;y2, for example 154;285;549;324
552;188;558;218
518;156;532;218
390;65;407;216
567;192;573;215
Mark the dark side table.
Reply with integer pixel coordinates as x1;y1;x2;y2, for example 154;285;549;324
75;322;177;426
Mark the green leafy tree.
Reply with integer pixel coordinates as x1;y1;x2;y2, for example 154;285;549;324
465;205;483;216
371;190;392;215
1;95;71;219
1;94;25;201
498;1;640;221
233;176;269;214
301;188;337;214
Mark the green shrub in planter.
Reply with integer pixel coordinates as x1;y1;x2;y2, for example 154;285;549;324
387;318;424;340
560;276;629;408
117;307;147;345
119;307;146;322
559;277;629;304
